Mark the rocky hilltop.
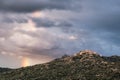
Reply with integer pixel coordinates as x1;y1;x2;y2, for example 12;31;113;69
0;50;120;80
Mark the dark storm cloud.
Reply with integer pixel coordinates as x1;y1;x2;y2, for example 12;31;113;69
74;0;120;49
84;11;120;46
97;14;120;32
21;45;66;58
32;18;72;27
0;0;73;12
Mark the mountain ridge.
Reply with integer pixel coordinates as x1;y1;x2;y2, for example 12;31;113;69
0;50;120;80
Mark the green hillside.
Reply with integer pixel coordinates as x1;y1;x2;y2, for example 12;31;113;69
0;68;11;73
0;50;120;80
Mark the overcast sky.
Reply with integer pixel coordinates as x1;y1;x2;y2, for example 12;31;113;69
0;0;120;68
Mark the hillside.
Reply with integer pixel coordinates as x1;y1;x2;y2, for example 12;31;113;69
0;50;120;80
0;68;11;73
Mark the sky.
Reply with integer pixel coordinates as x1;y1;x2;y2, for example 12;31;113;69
0;0;120;68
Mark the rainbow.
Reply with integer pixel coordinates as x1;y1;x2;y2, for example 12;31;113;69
21;57;30;67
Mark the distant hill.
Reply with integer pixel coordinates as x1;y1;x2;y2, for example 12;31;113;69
0;50;120;80
0;68;11;73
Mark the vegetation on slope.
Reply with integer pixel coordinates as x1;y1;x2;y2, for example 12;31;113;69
0;50;120;80
0;68;11;73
